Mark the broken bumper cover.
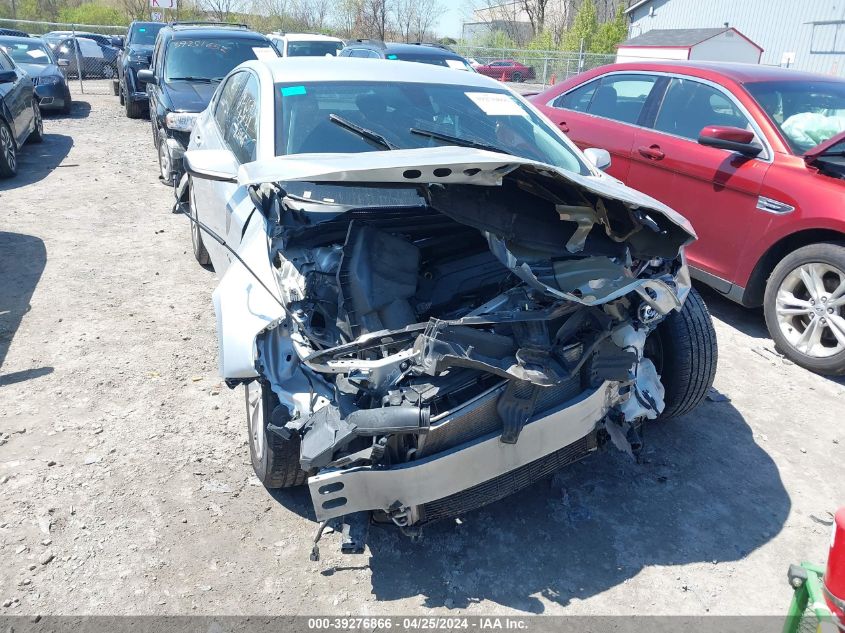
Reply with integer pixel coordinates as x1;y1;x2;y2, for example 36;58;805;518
308;382;610;522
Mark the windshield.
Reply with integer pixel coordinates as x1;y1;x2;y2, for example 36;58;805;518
746;80;845;153
0;39;54;65
287;40;342;57
164;38;275;81
274;81;587;174
129;23;164;46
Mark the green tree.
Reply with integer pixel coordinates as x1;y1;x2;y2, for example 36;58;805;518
593;2;628;53
526;29;553;51
562;0;598;52
476;29;516;49
58;2;127;25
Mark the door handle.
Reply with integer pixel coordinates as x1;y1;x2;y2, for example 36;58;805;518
558;121;569;133
638;144;665;160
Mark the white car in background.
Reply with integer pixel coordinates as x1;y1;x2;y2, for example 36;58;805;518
176;57;716;556
266;32;344;57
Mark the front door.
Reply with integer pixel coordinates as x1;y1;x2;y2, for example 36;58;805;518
628;76;770;285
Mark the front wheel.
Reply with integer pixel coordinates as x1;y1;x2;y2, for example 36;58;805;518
764;242;845;375
28;102;43;144
187;178;210;266
645;287;718;419
246;381;309;489
0;120;17;178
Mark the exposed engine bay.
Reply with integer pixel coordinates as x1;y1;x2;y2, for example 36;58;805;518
232;154;697;554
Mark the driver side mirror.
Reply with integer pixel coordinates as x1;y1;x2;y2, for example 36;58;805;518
57;58;69;67
0;69;16;84
698;125;762;157
184;149;239;183
110;36;124;49
583;147;611;171
136;68;156;85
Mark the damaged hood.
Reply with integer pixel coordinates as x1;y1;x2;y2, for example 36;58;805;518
238;146;695;242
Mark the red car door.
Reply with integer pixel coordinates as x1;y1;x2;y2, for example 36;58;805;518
627;77;770;285
535;73;661;182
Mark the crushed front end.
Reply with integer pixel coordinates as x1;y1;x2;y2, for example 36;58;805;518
233;150;698;553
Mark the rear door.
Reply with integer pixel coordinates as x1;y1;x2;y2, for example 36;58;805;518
628;76;770;285
538;72;662;181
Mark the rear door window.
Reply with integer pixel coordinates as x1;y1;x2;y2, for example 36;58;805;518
553;74;657;125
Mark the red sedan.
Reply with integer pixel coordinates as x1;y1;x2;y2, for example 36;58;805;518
531;61;845;375
476;59;535;82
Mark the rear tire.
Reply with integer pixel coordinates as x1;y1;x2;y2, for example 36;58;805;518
763;242;845;376
646;287;718;419
511;71;523;82
246;381;308;489
111;78;120;96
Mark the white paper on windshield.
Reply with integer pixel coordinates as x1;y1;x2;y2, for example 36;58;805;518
78;38;103;58
465;92;525;116
445;59;468;70
27;49;49;60
252;47;277;61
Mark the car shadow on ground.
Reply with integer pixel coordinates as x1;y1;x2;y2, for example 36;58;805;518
0;133;73;191
272;398;789;612
0;232;52;386
52;99;91;120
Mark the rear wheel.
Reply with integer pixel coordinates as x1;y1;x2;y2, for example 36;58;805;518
645;287;718;419
111;78;120;96
764;242;845;375
0;120;16;178
246;381;309;489
511;71;523;82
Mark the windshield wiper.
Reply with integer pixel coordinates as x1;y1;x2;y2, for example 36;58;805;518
410;127;513;156
167;76;214;83
329;114;398;150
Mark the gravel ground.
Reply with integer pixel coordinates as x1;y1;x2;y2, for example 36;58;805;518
0;91;843;617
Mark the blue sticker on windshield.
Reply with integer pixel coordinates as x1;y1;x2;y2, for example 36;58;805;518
281;85;306;97
139;28;146;32
387;54;398;59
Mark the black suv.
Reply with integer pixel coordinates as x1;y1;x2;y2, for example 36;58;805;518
115;21;165;119
136;22;278;185
338;41;474;70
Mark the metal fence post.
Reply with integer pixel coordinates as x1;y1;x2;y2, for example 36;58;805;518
72;24;84;95
542;57;548;85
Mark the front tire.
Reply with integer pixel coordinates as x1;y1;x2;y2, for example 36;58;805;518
125;91;144;119
646;287;718;419
28;102;43;144
764;242;845;375
157;128;173;185
0;120;17;178
187;178;210;266
246;381;308;489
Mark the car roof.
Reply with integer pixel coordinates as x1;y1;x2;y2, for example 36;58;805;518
254;57;504;87
593;60;843;85
0;35;43;45
166;26;268;40
383;42;460;57
271;32;343;42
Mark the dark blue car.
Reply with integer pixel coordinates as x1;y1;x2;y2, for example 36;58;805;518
0;35;71;113
0;45;43;178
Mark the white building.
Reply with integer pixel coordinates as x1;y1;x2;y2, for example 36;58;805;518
617;27;763;64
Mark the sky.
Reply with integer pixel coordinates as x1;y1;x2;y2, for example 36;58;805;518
438;3;468;39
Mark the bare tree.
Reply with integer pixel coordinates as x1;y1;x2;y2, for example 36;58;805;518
204;0;237;21
292;0;331;31
361;0;388;39
334;0;365;37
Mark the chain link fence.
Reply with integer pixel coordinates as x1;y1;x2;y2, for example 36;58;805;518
454;45;616;87
0;18;128;94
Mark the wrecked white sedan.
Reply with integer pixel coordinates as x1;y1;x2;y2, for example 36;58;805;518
176;58;717;556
